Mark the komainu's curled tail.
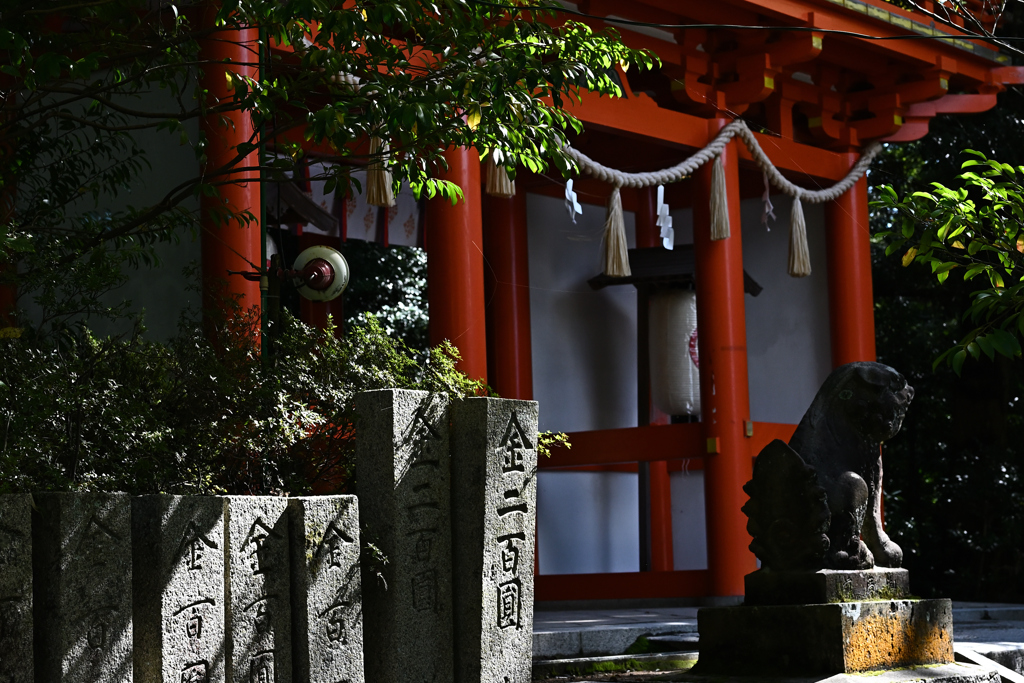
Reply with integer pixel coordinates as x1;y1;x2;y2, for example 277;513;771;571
741;440;831;571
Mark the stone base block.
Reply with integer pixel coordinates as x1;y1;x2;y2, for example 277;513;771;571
695;598;953;676
680;662;996;683
745;568;911;606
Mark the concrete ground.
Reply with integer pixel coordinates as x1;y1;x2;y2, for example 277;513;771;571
531;601;1024;682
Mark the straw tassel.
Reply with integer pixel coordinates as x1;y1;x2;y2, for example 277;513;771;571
788;194;812;277
709;154;730;240
485;154;516;197
603;185;631;277
367;136;396;208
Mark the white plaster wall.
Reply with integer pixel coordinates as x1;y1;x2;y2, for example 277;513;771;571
526;192;638;434
526;194;696;434
529;191;831;575
21;87;201;341
671;468;708;570
98;108;201;342
537;470;640;574
741;195;832;424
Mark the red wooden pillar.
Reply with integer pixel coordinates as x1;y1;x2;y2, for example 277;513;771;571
425;148;488;382
636;187;675;573
199;17;261;332
692;120;757;597
482;191;533;400
481;188;536;574
825;160;877;366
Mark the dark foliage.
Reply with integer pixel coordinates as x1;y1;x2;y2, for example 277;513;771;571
871;93;1024;601
0;312;481;496
340;241;429;353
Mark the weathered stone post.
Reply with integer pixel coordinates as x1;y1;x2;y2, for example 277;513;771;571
0;494;33;683
451;398;539;683
356;389;454;683
289;495;364;683
132;495;226;683
225;496;292;683
33;491;133;683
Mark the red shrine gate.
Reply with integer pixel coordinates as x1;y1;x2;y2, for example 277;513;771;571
198;0;1024;600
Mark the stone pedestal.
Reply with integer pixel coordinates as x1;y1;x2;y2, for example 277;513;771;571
289;496;364;683
745;567;911;606
33;492;133;683
0;494;33;683
680;662;997;683
451;398;539;683
356;389;454;683
225;496;292;683
132;495;226;683
697;597;954;676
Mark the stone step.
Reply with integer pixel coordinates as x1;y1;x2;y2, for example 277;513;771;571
531;650;698;679
956;606;1024;622
956;644;1024;683
532;621;698;659
657;662;999;683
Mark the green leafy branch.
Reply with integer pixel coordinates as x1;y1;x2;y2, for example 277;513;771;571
874;150;1024;374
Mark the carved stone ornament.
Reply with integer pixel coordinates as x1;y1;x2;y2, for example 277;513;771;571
743;362;915;571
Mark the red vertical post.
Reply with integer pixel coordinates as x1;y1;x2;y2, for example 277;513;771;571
692;120;757;597
199;16;261;333
825;160;877;366
636;187;675;573
482;191;533;400
481;189;537;573
425;148;488;382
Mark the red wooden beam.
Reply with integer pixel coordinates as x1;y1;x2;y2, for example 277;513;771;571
541;422;798;469
566;89;854;182
536;569;711;601
541;423;704;468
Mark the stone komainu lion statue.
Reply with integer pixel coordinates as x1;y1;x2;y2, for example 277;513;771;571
742;362;915;571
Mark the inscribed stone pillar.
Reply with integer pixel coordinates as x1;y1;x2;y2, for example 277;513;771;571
132;495;226;683
289;496;364;683
451;398;539;683
225;496;292;683
0;494;33;683
33;491;133;683
356;389;454;683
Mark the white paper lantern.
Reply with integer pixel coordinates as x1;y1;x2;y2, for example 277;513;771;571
649;289;700;417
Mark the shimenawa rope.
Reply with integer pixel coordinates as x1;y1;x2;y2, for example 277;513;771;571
561;119;882;278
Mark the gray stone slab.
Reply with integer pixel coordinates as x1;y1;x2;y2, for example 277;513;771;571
533;622;700;660
670;662;998;683
132;495;226;683
955;644;1024;683
745;568;911;606
696;598;954;675
532;630;583;660
225;496;292;683
955;638;1024;675
532;650;698;679
356;389;453;683
451;398;539;683
289;496;363;683
0;494;32;683
33;491;133;683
